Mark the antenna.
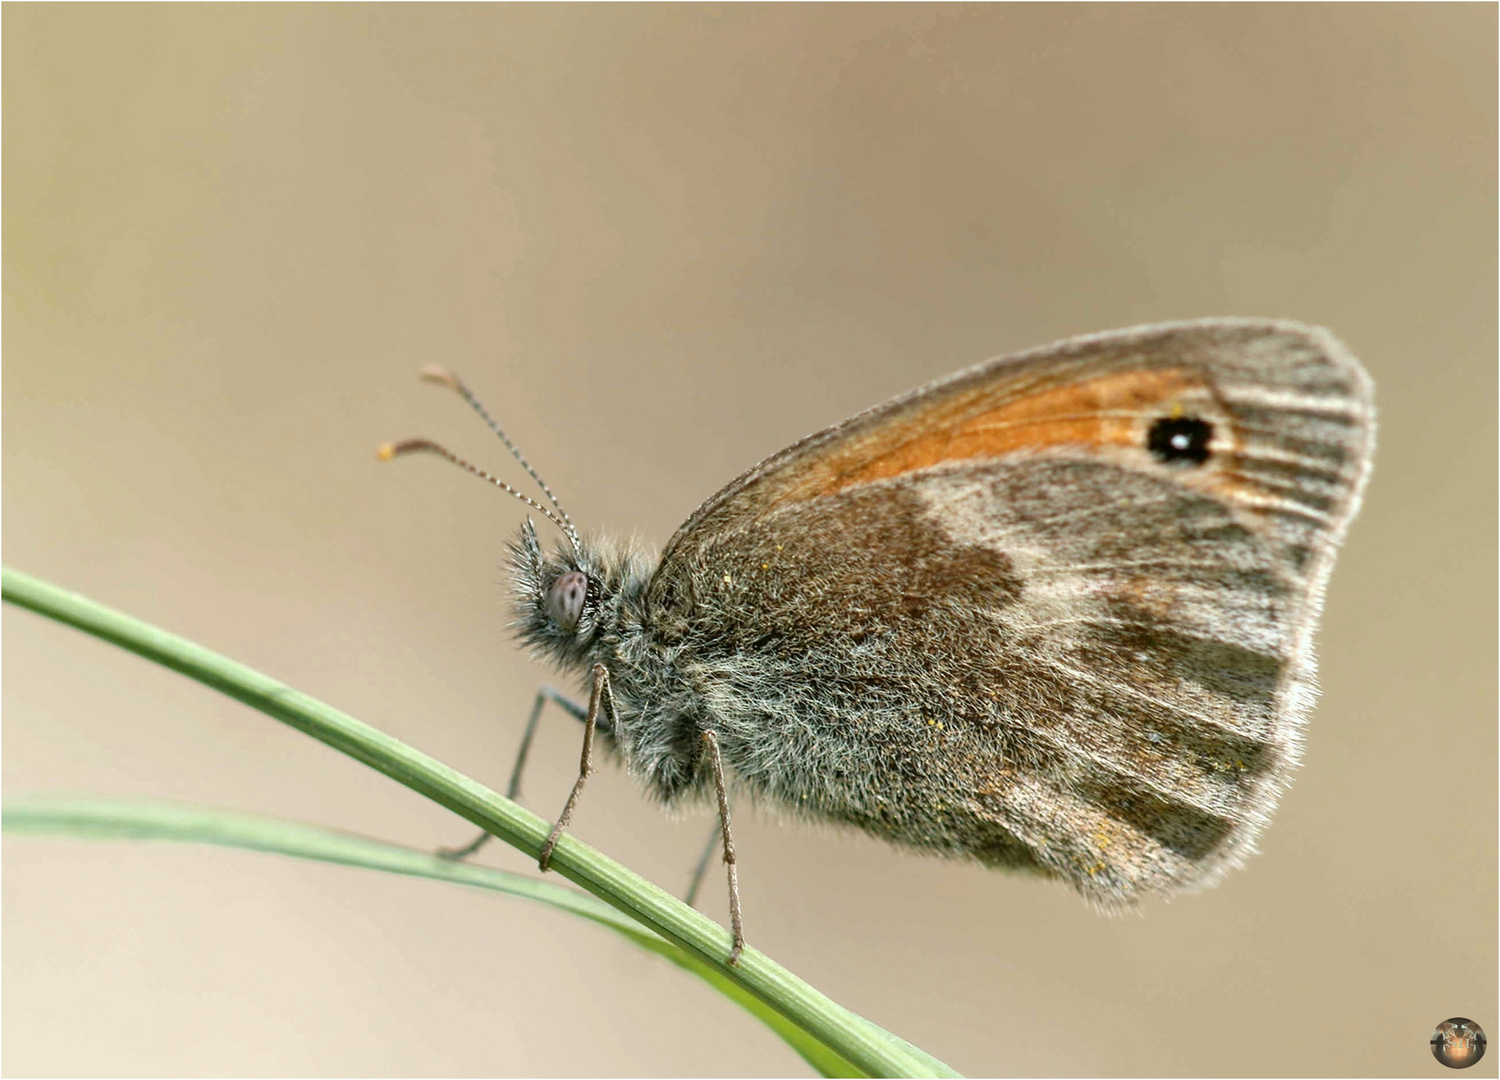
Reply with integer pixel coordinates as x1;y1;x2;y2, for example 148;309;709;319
378;368;582;554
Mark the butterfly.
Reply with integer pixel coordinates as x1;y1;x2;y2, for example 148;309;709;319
383;318;1375;964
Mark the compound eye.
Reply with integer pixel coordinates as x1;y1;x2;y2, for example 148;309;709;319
546;571;588;631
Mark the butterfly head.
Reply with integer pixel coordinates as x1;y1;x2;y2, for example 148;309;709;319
508;518;653;671
377;366;658;675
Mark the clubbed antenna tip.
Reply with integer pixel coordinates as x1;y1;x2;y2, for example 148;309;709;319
419;364;464;393
376;439;431;462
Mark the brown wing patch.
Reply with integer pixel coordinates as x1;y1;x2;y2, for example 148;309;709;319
784;368;1217;501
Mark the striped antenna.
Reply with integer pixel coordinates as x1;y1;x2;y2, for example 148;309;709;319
379;367;582;554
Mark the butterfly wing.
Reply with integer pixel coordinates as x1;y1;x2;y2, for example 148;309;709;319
647;319;1373;904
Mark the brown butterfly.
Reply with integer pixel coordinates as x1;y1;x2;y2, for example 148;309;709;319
382;318;1374;964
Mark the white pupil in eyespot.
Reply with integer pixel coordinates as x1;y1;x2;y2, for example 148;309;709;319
547;571;588;630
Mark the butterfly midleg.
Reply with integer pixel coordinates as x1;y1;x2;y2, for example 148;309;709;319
438;685;586;860
702;729;745;965
538;664;616;871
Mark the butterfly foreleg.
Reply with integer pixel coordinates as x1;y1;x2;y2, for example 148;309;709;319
438;685;587;860
538;664;616;871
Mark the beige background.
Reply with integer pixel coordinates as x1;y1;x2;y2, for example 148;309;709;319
4;5;1495;1077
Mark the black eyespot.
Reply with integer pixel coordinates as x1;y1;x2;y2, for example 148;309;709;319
1147;415;1214;466
546;571;589;631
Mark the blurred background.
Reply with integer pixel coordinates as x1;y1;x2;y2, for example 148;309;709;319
4;6;1494;1076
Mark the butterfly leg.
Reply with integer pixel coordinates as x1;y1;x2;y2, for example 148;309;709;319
438;685;586;860
538;664;615;872
683;817;724;909
702;729;745;965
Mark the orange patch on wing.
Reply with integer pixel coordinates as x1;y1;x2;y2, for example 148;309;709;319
796;367;1212;499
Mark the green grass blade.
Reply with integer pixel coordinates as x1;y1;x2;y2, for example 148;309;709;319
2;796;861;1078
3;566;960;1079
